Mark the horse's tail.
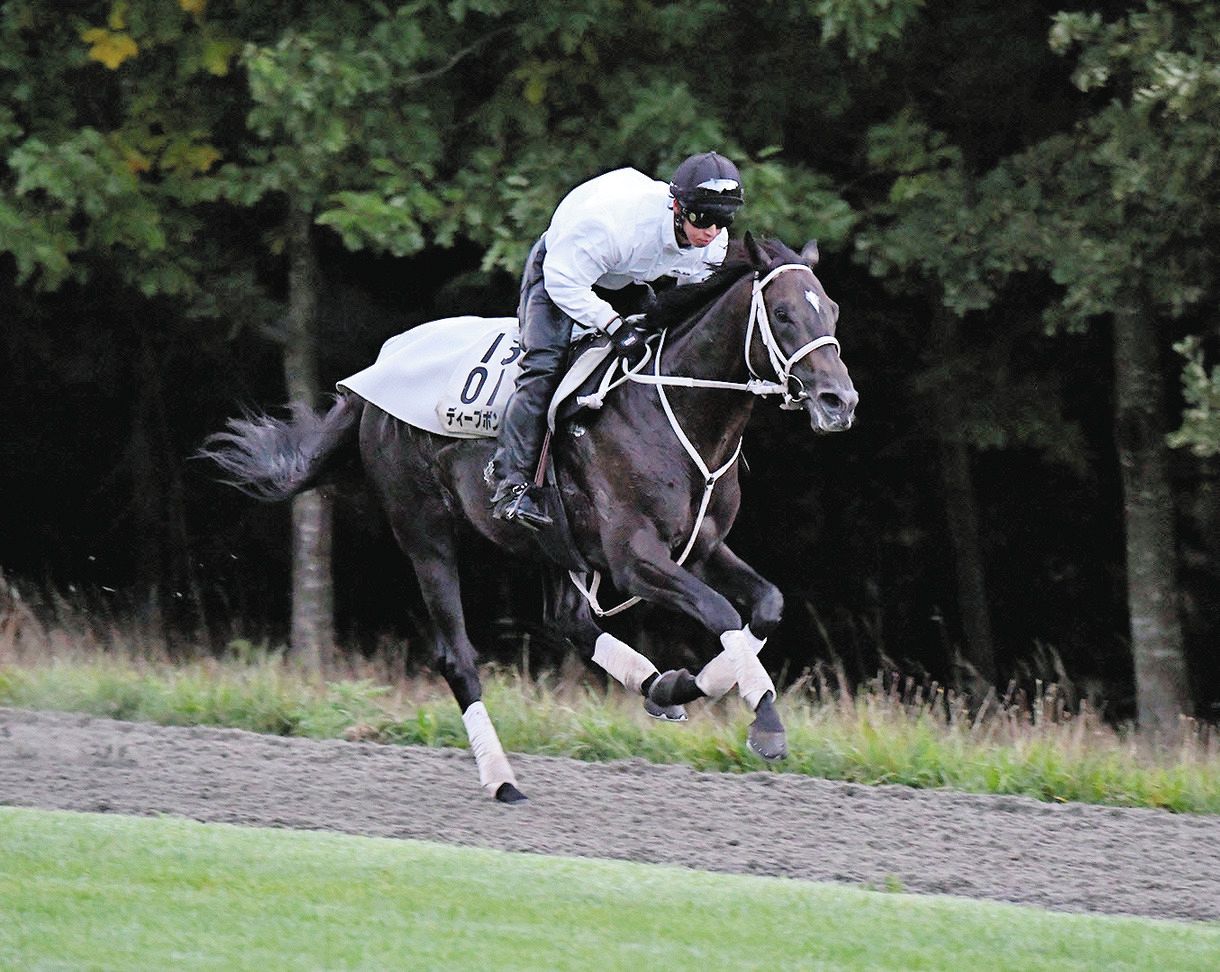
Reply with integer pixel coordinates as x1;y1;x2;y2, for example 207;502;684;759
198;393;363;502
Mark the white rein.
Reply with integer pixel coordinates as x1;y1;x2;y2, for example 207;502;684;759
570;264;840;617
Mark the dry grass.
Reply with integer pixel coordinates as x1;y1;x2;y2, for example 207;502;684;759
3;573;1217;813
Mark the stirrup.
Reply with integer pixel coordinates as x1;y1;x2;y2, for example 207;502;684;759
509;488;553;530
493;482;553;530
491;481;528;519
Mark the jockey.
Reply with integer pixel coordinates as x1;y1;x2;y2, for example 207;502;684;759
489;151;746;529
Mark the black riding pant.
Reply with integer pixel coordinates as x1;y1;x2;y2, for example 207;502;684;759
491;239;657;485
492;238;573;485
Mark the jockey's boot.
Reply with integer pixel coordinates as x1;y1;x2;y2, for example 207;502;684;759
490;474;552;530
489;235;569;533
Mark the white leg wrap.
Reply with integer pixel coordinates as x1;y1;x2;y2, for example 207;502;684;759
695;627;773;707
694;649;739;702
592;632;658;695
461;701;517;796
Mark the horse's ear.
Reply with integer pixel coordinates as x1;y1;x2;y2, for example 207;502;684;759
800;239;820;269
745;231;770;268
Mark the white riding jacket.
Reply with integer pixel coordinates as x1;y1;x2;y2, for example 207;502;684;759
540;167;729;338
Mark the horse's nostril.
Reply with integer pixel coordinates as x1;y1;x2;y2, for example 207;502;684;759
819;392;843;412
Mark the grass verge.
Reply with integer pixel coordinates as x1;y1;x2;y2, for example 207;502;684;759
1;646;1217;813
2;806;1217;971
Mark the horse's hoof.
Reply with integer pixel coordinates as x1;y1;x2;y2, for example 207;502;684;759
648;668;703;707
643;697;688;722
495;782;528;804
747;724;788;761
747;693;787;761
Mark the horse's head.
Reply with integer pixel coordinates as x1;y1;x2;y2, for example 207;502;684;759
744;234;858;432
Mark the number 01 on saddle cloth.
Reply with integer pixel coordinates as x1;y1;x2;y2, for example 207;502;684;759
336;315;615;439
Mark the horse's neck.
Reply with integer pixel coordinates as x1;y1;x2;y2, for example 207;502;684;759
651;281;757;463
663;281;753;380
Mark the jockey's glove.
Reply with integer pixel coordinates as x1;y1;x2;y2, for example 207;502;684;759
606;316;651;361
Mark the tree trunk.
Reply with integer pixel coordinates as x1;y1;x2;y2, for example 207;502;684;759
136;331;209;645
929;306;996;687
1112;295;1191;732
128;351;165;629
282;208;333;672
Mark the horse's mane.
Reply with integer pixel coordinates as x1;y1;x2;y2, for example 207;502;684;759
644;238;805;334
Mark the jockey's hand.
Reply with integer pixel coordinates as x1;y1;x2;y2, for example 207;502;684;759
607;317;650;362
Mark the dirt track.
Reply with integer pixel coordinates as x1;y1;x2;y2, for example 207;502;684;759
2;706;1218;922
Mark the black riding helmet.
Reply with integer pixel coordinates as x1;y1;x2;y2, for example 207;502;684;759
669;151;744;230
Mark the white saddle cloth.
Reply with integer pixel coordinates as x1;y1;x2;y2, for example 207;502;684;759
338;316;519;438
337;315;614;439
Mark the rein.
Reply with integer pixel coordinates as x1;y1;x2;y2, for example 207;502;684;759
570;263;839;617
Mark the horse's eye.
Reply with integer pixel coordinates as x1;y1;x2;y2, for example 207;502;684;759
774;306;790;322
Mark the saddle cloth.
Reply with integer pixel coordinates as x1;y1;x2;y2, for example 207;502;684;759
336;315;616;439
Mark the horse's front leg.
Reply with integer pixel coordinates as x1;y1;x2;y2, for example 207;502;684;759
608;531;787;760
541;572;687;722
693;541;784;638
681;541;784;702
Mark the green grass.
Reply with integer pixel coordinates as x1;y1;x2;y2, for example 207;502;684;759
1;807;1216;971
2;649;1218;814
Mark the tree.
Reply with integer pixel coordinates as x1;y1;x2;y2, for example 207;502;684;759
855;113;1086;687
1016;0;1220;728
0;1;261;636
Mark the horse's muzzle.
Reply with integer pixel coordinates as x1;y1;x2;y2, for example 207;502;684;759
806;386;858;432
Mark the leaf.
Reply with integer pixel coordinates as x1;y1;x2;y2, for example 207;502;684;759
523;74;546;105
123;149;152;175
201;36;241;76
108;1;129;31
81;28;139;70
162;139;222;174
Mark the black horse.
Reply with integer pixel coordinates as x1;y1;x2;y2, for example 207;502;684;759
202;234;858;802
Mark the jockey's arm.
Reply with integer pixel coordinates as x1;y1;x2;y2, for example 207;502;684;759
541;225;623;336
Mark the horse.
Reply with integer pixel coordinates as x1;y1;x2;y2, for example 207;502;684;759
201;233;858;803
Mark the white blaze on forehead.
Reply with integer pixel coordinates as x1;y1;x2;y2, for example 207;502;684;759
696;178;739;192
805;289;822;313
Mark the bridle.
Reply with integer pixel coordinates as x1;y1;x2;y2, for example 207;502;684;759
745;263;841;409
570;262;842;617
578;262;840;409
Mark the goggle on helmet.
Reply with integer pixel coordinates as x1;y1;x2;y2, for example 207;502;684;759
670;151;744;229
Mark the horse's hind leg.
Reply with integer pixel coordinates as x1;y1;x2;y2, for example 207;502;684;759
398;518;527;803
366;428;524;803
361;408;523;800
542;574;686;722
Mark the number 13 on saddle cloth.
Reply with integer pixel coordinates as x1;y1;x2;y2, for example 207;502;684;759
338;317;523;438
